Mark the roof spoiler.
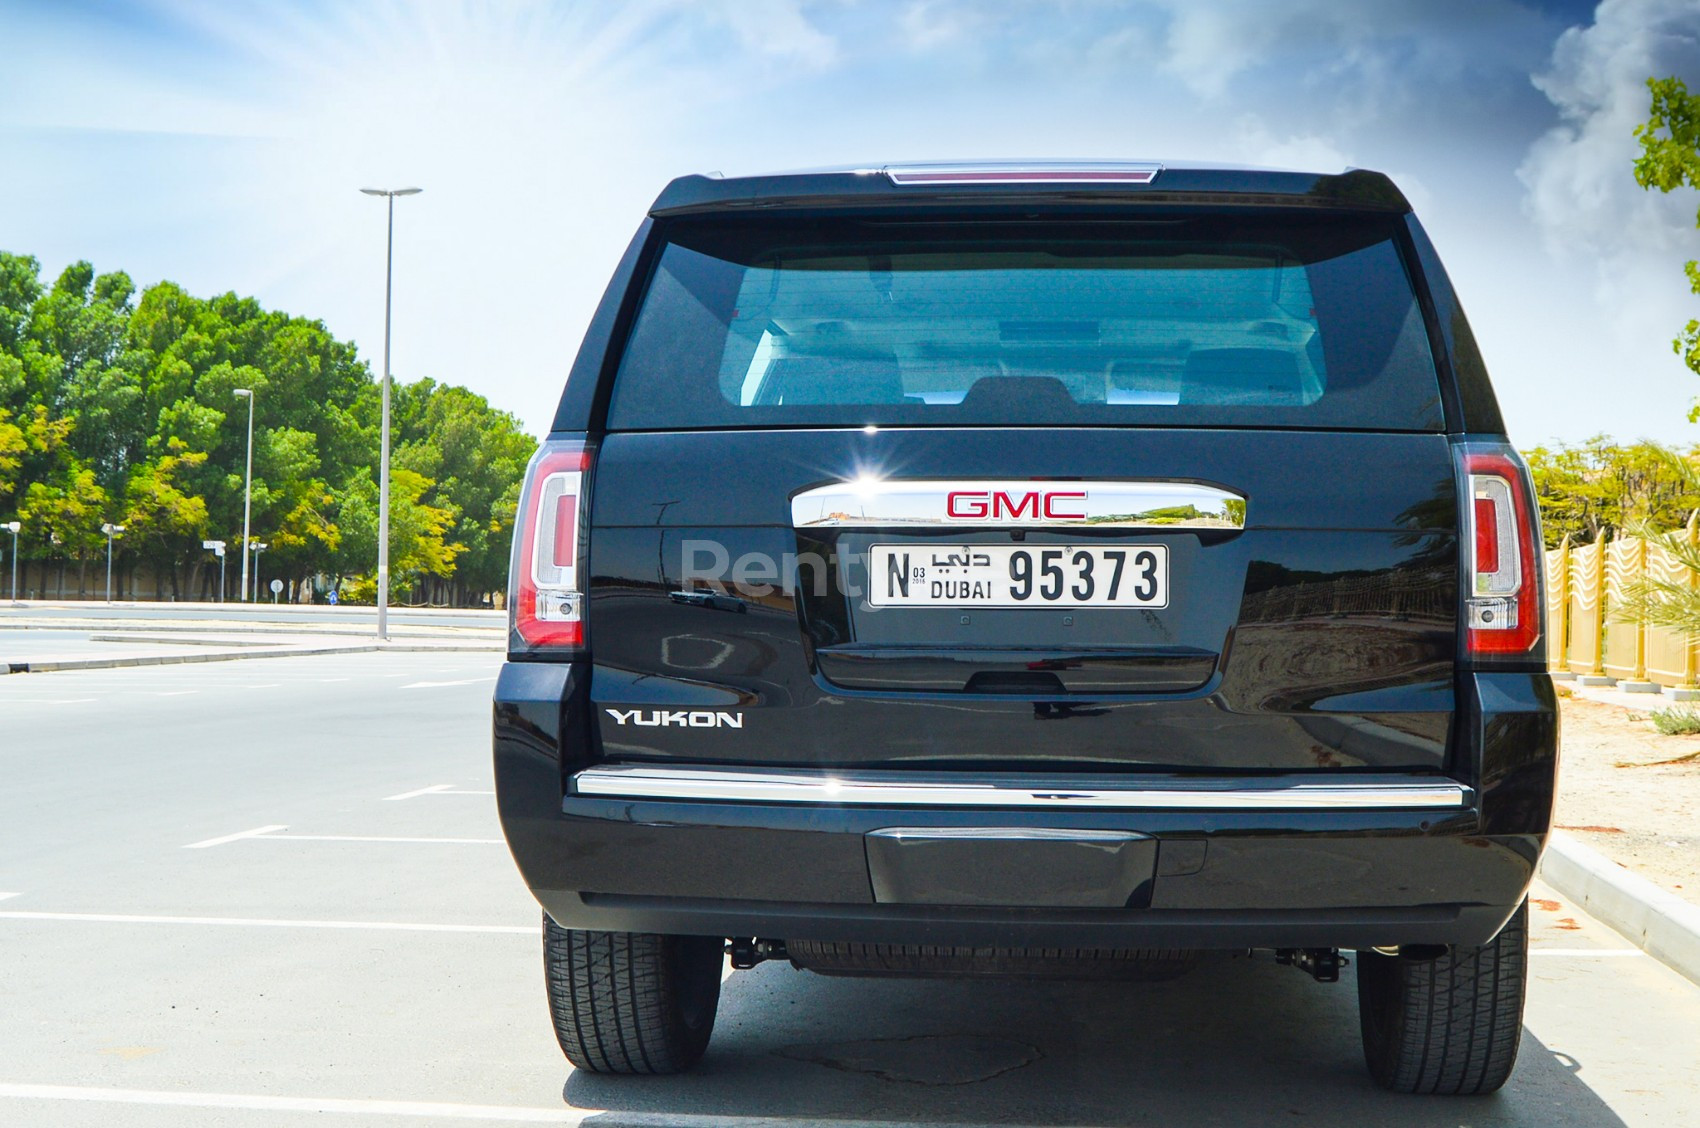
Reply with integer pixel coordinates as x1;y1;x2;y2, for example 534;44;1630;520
649;165;1411;216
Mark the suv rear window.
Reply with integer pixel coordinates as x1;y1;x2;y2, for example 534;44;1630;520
606;213;1443;431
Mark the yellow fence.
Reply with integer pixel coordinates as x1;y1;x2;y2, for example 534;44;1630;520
1545;523;1700;686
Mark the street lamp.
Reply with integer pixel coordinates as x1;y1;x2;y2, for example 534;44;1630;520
233;387;255;601
251;541;268;598
202;539;227;602
101;523;124;602
360;185;421;641
4;520;19;602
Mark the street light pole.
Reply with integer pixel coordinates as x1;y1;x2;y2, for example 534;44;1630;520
101;523;124;602
360;186;421;642
5;521;19;602
233;388;255;601
252;541;268;603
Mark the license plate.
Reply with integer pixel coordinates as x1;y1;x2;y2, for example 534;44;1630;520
868;544;1168;608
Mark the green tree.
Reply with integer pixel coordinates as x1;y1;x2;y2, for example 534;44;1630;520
1635;76;1700;405
0;246;531;603
121;440;209;599
18;464;109;596
392;378;533;601
0;407;23;498
1524;437;1700;547
331;466;461;602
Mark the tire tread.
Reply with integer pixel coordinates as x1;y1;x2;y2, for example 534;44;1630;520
543;917;720;1075
1358;901;1527;1095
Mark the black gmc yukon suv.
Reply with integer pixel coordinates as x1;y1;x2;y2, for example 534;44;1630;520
495;161;1556;1094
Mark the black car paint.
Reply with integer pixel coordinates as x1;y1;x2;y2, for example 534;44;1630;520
495;660;1553;948
584;427;1459;773
499;165;1555;952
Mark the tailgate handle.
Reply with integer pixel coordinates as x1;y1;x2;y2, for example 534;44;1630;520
668;590;747;613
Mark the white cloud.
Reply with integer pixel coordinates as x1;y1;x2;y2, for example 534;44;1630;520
1149;0;1550;101
1519;0;1700;258
1233;118;1353;173
708;0;838;67
899;0;992;51
1517;0;1700;352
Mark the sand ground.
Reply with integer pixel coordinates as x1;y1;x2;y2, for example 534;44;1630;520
1554;691;1700;904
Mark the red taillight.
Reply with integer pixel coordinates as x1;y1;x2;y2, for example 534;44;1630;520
509;440;591;652
1473;497;1500;574
1460;446;1541;657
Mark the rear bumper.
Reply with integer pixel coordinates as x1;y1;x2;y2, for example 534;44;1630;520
494;661;1555;950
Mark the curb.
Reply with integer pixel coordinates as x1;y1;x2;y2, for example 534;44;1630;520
1540;830;1700;987
4;641;501;674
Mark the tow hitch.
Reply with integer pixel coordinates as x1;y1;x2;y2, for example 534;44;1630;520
729;937;789;969
1276;948;1347;983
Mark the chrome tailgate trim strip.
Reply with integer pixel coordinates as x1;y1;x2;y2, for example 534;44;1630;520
790;480;1245;529
572;765;1468;810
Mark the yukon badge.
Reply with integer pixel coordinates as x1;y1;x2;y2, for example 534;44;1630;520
605;708;744;729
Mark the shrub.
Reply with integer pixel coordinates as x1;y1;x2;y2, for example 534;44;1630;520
1649;707;1700;735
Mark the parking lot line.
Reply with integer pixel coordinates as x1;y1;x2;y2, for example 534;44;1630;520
401;677;498;689
0;1083;589;1123
0;892;18;902
385;784;497;800
278;833;506;844
0;909;533;934
384;783;456;800
183;824;288;849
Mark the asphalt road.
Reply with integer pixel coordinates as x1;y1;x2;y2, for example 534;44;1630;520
2;651;1697;1127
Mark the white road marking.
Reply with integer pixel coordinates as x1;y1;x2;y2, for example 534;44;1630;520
0;893;18;903
1529;948;1646;958
400;677;497;689
0;698;95;706
243;683;281;688
152;690;198;697
183;824;287;849
318;677;351;682
0;911;533;934
275;833;505;844
0;1085;593;1123
384;783;456;801
384;784;494;800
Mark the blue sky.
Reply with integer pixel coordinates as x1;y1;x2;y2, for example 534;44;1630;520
2;0;1698;446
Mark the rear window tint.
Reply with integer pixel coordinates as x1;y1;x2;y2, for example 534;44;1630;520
606;214;1443;430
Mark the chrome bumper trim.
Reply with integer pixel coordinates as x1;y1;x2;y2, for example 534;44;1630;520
571;766;1468;810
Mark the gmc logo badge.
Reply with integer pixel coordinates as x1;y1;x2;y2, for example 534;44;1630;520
945;489;1088;520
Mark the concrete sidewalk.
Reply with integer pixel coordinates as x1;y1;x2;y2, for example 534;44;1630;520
0;601;504;673
1542;830;1700;988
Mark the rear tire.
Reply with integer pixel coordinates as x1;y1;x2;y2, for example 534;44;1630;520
1356;901;1527;1094
542;915;724;1075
